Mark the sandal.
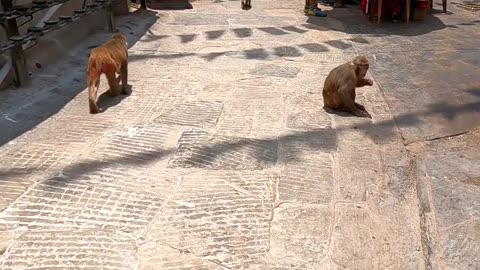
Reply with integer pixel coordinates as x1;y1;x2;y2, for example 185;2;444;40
306;8;327;16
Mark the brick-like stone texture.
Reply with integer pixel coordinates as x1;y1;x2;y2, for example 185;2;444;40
269;204;333;266
2;143;76;172
169;129;278;170
139;241;226;270
285;94;333;130
0;170;47;212
0;0;477;269
147;171;277;269
230;77;281;100
124;96;179;125
0;230;137;269
30;115;118;148
154;101;224;128
250;64;300;78
84;123;171;164
0;177;165;232
278;130;336;203
216;98;284;138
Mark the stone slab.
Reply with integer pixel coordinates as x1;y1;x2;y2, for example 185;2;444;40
154;101;224;128
415;144;480;270
329;6;480;143
147;170;277;269
168;130;278;170
0;230;137;269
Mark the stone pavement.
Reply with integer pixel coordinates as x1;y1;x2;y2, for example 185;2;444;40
0;0;479;269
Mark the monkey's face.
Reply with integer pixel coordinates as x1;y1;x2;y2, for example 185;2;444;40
357;62;369;78
353;56;369;78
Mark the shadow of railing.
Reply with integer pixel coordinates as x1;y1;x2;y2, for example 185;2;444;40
126;39;356;62
0;9;159;148
1;88;479;185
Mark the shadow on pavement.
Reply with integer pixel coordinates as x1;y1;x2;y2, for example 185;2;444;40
96;84;133;113
0;9;159;148
305;5;449;36
1;89;479;185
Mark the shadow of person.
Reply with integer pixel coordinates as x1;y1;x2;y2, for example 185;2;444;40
304;3;447;37
97;84;132;113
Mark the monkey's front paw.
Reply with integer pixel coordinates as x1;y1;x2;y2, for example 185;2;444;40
366;79;374;86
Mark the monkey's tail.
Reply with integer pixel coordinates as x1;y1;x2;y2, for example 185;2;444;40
87;51;103;86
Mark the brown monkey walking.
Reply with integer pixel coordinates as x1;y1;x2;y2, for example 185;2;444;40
87;33;130;114
322;55;373;118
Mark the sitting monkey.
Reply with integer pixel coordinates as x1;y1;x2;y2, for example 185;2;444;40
87;33;130;114
322;55;373;118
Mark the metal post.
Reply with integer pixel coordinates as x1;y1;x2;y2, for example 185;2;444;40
106;2;116;32
405;0;411;28
377;0;382;24
1;0;29;87
10;41;29;87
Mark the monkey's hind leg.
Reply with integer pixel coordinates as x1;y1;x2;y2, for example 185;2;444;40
120;61;131;95
339;87;371;118
88;80;100;114
241;0;251;10
106;69;119;97
348;86;366;111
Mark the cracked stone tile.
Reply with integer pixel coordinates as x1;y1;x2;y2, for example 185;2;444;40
139;241;226;270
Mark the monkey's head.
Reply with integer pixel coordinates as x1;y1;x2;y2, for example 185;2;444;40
352;56;369;78
112;33;128;46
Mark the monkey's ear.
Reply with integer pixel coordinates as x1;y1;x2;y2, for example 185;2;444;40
350;61;360;74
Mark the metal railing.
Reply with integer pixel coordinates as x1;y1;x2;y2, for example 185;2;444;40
0;0;120;87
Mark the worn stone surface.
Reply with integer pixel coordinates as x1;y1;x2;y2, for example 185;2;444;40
411;130;480;270
169;129;278;170
0;0;478;269
269;204;333;266
147;170;277;269
0;231;13;256
1;230;138;269
154;101;224;128
328;3;480;144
